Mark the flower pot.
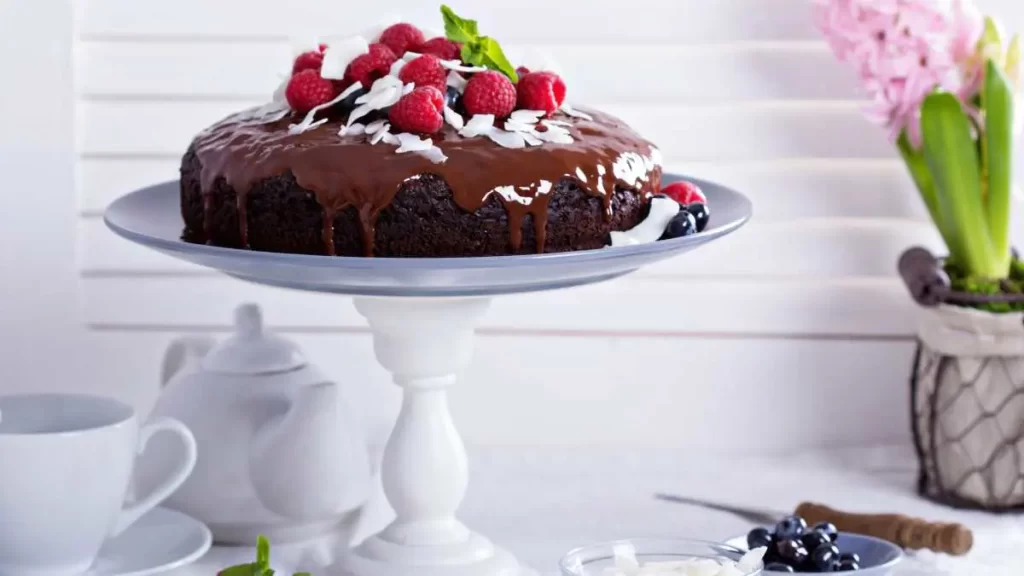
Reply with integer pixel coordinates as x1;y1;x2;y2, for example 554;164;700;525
901;247;1024;511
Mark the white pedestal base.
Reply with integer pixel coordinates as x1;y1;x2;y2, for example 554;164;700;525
336;297;537;576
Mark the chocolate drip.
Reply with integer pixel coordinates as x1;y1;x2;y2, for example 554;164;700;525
192;105;661;255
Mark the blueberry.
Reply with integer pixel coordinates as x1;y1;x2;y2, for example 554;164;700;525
837;552;860;565
810;544;839;571
763;563;794;573
747;527;773;550
774;538;808;566
836;559;860;571
685;203;710;232
445;86;463;114
340;87;366;110
800;530;831;553
812;522;838;542
662;211;697;239
774;515;808;540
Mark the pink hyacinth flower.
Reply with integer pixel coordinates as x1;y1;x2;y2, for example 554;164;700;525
812;0;984;148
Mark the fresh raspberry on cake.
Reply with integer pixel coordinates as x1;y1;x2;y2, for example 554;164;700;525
516;71;566;115
418;37;461;61
660;181;707;205
389;86;445;134
399;54;448;93
292;49;325;73
344;43;397;88
285;69;341;113
379;23;425;57
463;71;517;118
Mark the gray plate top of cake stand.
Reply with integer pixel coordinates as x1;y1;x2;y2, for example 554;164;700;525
104;173;752;297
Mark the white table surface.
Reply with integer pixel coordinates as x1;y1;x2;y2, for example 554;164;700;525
166;444;1024;575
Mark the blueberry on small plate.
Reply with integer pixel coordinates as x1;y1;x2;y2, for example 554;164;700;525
724;531;904;574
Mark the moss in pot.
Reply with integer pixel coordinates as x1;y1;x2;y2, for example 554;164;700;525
816;5;1024;511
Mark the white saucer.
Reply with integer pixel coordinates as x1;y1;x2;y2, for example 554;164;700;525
85;507;212;576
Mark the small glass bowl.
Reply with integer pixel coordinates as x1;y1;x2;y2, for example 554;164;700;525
559;538;762;575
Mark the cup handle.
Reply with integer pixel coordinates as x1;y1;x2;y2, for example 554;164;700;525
111;417;197;537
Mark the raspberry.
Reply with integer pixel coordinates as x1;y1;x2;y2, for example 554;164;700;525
389;86;445;134
462;71;517;118
285;69;341;113
660;181;707;206
516;71;567;114
418;37;462;61
399;54;448;94
293;50;324;74
344;43;397;88
379;23;425;57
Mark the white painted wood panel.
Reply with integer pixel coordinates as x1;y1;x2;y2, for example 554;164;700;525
83;330;915;453
80;276;918;337
78;41;860;103
78;0;819;44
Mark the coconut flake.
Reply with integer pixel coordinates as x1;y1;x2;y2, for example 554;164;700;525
340;123;366;136
321;36;370;80
339;81;364;100
348;103;373;126
402;51;423;62
446;71;467;93
382;132;400;145
521;132;544;146
575;168;588;183
288;90;350;134
394;132;433;153
534;126;574;144
357;75;404;104
402;82;416;95
365;119;388;134
390;58;409;77
543;119;572;127
486;129;527;149
504;119;536;133
444;106;465;130
439;59;489;73
419;145;448;164
560;103;593;121
510;109;545;124
370;124;391;145
460;114;496;138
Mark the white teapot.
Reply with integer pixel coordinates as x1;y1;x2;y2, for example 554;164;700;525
134;303;371;544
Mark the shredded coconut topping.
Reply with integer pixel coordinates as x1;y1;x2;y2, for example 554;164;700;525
393;133;448;164
321;36;369;80
444;106;465;130
364;119;388;135
339;123;366;136
439;59;489;73
370;123;392;145
447;71;467;93
560;102;593;121
289;90;351;134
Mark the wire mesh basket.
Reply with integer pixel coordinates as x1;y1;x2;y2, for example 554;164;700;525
911;343;1024;510
901;247;1024;511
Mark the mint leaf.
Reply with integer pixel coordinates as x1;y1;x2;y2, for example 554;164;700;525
441;5;478;44
217;563;260;576
475;36;518;82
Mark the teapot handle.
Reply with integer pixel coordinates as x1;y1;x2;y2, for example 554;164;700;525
161;336;216;387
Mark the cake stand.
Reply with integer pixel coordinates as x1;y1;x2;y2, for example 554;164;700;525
104;174;751;576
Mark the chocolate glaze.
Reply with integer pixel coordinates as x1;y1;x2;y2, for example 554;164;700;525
190;104;662;256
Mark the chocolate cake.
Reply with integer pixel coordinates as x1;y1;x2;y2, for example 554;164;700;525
180;7;669;258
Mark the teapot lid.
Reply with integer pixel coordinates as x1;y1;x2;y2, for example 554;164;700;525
202;304;307;374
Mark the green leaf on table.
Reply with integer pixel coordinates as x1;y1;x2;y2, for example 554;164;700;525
982;58;1014;273
441;5;479;44
921;91;1002;279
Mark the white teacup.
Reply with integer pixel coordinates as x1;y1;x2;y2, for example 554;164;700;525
0;393;197;576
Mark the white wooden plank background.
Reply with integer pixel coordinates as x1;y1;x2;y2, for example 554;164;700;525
64;0;1024;451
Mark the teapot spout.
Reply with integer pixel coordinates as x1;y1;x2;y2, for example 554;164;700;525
249;382;367;520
